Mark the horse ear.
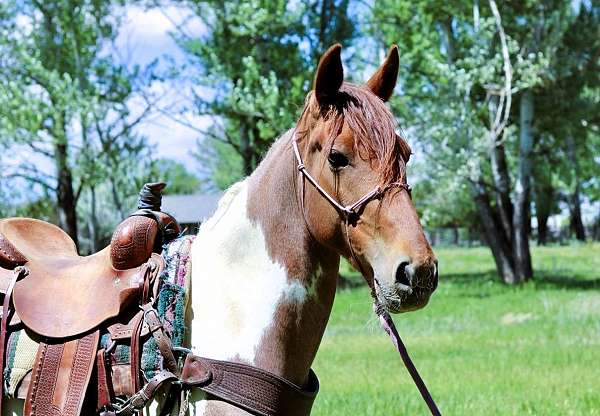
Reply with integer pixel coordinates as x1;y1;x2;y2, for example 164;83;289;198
366;45;399;102
314;44;344;106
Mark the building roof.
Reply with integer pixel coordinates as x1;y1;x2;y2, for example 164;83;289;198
161;194;222;224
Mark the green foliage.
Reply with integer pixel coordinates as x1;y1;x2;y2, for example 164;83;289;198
0;0;156;249
150;158;201;195
177;0;356;188
315;243;600;414
368;0;599;244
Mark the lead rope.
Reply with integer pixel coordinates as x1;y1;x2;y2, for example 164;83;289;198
377;310;441;415
343;216;441;415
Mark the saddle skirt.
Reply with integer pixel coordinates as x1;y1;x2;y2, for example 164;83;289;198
3;235;194;399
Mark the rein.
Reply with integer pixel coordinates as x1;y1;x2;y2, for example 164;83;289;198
292;134;441;416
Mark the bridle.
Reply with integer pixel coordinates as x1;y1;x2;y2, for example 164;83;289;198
292;131;411;279
292;133;442;416
291;135;411;226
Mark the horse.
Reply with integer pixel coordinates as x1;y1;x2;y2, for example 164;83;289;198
4;44;437;416
186;44;437;415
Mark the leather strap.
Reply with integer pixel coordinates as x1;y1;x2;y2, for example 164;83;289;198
97;348;115;412
181;354;319;416
0;266;26;413
130;263;156;395
130;308;145;395
292;134;410;225
25;331;100;416
141;304;179;376
378;311;441;416
116;370;178;416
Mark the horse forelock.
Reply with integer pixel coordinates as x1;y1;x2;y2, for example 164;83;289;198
296;83;411;186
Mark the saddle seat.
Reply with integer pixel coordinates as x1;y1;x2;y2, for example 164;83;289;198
0;218;163;339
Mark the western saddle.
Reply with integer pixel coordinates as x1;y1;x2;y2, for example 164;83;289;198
0;182;320;416
0;183;181;415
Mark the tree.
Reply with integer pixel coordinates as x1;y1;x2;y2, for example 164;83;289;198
0;0;153;248
368;0;578;283
171;0;356;188
534;2;600;242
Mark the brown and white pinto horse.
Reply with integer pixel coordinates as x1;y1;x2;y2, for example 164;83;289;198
186;44;437;415
3;44;437;416
1;45;435;416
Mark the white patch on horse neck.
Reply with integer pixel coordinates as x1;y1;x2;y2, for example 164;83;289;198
190;180;309;364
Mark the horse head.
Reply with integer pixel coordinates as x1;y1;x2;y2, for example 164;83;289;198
295;44;438;313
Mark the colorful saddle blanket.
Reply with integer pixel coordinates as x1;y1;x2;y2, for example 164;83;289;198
3;235;194;396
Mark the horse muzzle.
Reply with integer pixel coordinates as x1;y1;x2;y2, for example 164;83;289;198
374;260;438;313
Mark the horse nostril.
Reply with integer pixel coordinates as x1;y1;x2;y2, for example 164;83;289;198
432;265;439;290
395;261;411;286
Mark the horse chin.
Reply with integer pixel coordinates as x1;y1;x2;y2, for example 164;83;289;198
374;280;432;314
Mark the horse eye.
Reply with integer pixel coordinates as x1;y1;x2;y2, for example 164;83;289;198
328;150;349;169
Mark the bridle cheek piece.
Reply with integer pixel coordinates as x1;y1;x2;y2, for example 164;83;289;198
292;135;411;227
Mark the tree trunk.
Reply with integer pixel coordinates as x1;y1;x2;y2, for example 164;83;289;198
537;213;549;245
533;160;553;246
566;135;586;241
89;185;99;253
594;208;600;241
241;124;253;177
110;177;125;220
569;190;586;240
488;98;514;245
453;226;460;245
55;141;79;249
513;90;534;281
472;182;517;283
490;141;514;242
440;17;456;64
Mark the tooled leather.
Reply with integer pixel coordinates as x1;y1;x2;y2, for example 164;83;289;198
64;332;99;416
182;355;319;416
25;332;99;416
0;233;27;269
108;310;150;340
25;343;61;416
110;216;157;270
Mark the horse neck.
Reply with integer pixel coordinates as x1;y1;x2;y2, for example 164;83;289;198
190;131;340;387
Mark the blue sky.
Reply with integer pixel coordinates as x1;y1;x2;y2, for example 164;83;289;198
114;5;208;171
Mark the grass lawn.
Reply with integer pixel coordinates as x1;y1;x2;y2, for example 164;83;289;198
312;243;600;415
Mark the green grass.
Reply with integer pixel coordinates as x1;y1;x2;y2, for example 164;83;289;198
312;243;600;415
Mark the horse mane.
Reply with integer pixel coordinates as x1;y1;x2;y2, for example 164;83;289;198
296;83;412;186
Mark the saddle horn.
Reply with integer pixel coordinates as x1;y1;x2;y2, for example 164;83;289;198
110;182;180;270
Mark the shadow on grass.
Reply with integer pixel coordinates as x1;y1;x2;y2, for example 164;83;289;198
533;273;600;291
441;269;600;291
338;267;600;292
337;273;364;289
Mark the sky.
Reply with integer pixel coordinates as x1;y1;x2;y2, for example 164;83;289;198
113;5;208;170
